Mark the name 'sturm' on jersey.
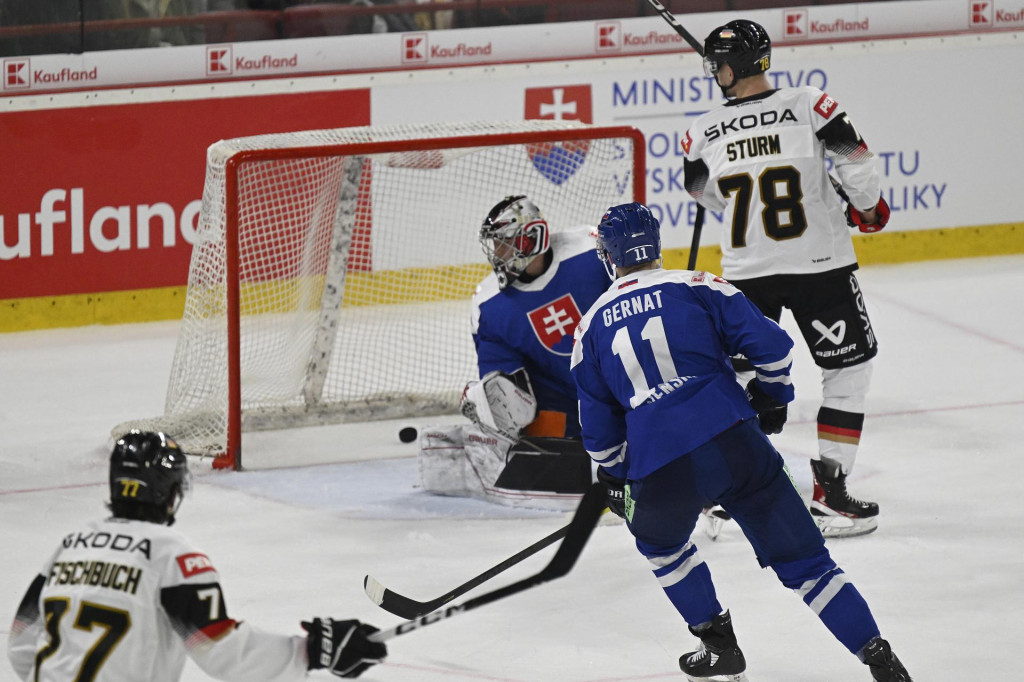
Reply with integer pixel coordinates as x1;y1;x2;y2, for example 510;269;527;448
727;134;781;162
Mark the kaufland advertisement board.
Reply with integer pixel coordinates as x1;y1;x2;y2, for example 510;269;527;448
1;0;1022;303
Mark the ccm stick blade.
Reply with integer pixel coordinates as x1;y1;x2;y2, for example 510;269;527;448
363;523;567;619
365;481;607;625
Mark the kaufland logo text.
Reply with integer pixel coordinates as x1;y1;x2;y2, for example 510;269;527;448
403;34;428;63
207;46;232;75
2;59;98;89
784;11;808;38
3;59;30;90
207;46;294;76
786;10;870;37
596;22;620;51
403;33;492;63
969;1;1024;25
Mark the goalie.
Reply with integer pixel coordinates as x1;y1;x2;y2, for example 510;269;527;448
418;195;611;510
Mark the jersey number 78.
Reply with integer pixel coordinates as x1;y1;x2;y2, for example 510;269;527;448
719;166;808;246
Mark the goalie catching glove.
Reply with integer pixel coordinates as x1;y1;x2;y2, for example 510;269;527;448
845;194;891;233
303;618;387;678
745;379;788;435
461;368;539;440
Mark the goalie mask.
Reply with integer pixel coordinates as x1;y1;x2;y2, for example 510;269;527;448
479;195;550;290
596;202;662;279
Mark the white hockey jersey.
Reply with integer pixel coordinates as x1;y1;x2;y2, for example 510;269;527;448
7;517;307;682
682;86;882;280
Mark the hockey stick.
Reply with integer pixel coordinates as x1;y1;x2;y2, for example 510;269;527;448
366;481;607;641
364;524;568;620
644;0;704;53
645;0;705;270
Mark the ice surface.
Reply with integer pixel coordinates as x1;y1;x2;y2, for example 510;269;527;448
2;255;1023;681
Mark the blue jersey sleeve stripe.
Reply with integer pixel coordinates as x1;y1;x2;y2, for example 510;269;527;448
587;442;627;466
755;372;792;385
754;351;793;372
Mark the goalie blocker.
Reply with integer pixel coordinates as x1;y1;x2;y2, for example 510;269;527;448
418;369;593;510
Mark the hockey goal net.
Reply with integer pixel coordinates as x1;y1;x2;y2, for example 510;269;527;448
113;120;645;469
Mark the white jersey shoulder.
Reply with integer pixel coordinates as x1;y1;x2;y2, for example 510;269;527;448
686;87;870;279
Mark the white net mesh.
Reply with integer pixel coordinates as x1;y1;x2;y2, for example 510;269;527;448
113;120;642;463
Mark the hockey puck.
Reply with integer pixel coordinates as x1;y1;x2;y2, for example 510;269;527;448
398;426;418;444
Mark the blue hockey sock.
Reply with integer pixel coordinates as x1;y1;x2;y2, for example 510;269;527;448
641;541;722;627
775;554;881;654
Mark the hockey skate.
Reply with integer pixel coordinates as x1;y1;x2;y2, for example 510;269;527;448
701;504;731;541
810;459;879;538
860;637;913;681
679;611;749;682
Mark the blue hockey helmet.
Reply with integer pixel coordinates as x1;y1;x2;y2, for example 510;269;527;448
596;202;661;279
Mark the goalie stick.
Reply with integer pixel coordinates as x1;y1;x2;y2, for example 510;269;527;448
365;481;607;640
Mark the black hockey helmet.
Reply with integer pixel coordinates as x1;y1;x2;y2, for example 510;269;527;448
110;430;190;524
703;19;772;80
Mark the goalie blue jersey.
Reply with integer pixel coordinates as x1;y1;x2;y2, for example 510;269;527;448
570;268;794;480
472;228;610;438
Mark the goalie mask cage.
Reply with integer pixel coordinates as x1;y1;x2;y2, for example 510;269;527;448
113;120;645;470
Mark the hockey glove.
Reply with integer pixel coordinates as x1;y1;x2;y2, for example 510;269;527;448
303;618;387;678
745;379;788;435
596;467;627;519
845;195;891;233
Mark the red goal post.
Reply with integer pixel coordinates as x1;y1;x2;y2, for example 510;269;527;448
113;120;646;470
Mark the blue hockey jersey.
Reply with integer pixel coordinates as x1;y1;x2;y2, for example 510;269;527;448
472;228;610;438
570;268;794;480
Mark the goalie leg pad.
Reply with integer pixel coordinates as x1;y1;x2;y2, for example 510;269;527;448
494;437;593;496
418;427;592;511
418;424;512;497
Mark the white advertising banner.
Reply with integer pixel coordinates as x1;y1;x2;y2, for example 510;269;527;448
370;31;1023;250
2;0;1023;95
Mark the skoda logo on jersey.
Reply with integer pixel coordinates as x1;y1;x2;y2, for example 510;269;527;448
527;294;583;356
524;85;593;186
812;319;846;346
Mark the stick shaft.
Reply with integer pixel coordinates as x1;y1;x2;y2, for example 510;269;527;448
645;0;704;55
368;482;608;642
364;523;569;619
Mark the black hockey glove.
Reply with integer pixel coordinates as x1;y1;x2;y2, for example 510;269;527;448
845;195;891;233
596;467;627;519
745;379;788;435
303;618;387;678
